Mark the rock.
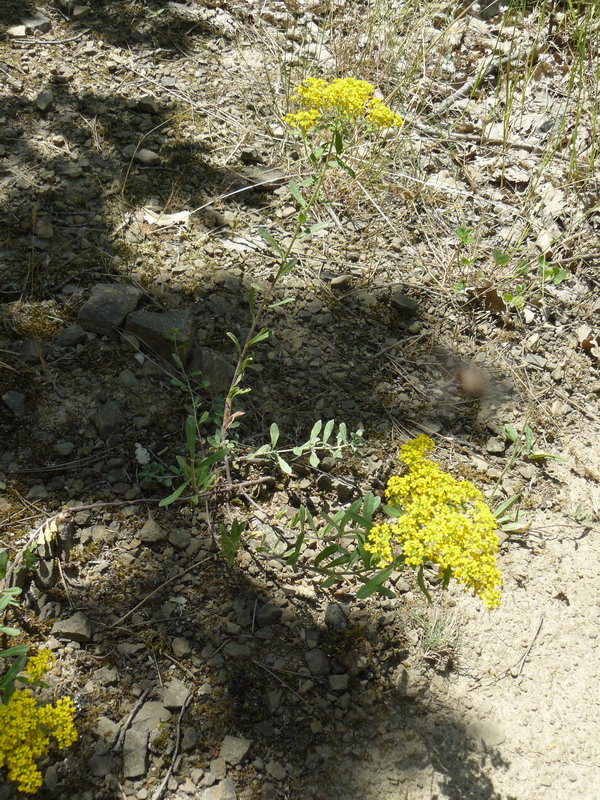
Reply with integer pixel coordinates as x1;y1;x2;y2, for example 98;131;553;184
265;761;286;781
163;678;190;710
220;735;251;765
58;324;86;346
78;283;142;334
72;4;92;20
328;674;349;691
91;400;124;438
486;436;505;454
201;778;237;800
7;25;27;38
187;346;235;395
255;603;282;628
24;11;52;34
87;754;113;778
137;95;159;114
2;391;27;416
330;274;352;289
131;701;171;731
125;308;195;359
324;602;348;631
181;726;198;752
53;441;76;457
34;217;53;238
238;166;286;190
139;518;167;543
123;727;148;778
240;147;263;164
305;648;329;676
168;528;191;549
262;782;277;800
35;91;54;112
172;636;192;657
390;289;418;314
51;611;94;643
122;145;161;165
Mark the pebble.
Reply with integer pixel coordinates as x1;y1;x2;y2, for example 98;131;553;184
123;728;148;778
91;400;124;438
51;611;94;643
2;391;26;416
139;518;167;542
305;648;329;676
219;735;252;765
78;283;141;334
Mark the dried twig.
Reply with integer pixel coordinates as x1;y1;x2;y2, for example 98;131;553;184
151;693;192;800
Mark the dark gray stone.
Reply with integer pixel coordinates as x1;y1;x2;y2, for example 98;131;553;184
324;602;348;631
137;95;159;114
78;283;141;334
58;324;86;346
51;611;94;643
220;734;251;765
390;289;418;314
139;518;167;542
125;308;195;359
305;648;329;676
2;391;27;416
91;400;124;438
35;91;53;112
256;603;282;628
123;727;148;778
188;346;235;395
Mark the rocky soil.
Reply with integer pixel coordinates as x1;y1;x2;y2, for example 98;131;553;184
1;1;599;799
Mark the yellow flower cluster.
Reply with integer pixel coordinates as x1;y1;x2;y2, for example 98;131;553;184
23;649;54;683
0;652;77;793
284;77;404;132
365;435;502;609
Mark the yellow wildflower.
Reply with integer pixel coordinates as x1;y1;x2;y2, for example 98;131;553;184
0;658;77;793
23;649;54;683
365;436;502;609
284;76;403;132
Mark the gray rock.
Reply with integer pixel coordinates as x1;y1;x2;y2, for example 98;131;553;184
202;778;237;800
35;91;53;112
2;391;27;416
122;145;161;164
390;289;418;314
78;283;141;334
324;602;348;631
58;324;86;346
172;636;192;657
305;648;329;676
34;217;53;238
163;678;190;710
240;147;263;164
72;4;92;20
328;674;349;691
95;716;119;747
188;346;235;395
255;603;282;628
24;11;52;34
219;734;251;765
181;726;198;752
238;166;286;190
123;727;148;778
265;760;286;781
137;95;159;114
53;441;76;457
51;611;94;643
90;400;123;438
168;528;191;549
7;25;27;37
87;754;113;778
125;308;195;359
262;782;277;800
330;274;352;289
139;518;167;542
208;757;227;780
131;700;171;731
486;436;505;454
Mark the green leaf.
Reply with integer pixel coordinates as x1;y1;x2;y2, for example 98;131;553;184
332;156;356;178
314;543;342;568
504;424;519;442
0;645;28;658
524;425;534;454
288;180;307;208
268;297;296;309
322;419;335;443
492;249;511;266
309;451;320;468
301;176;315;188
226;331;242;354
277;455;293;475
0;551;7;580
270;423;279;449
309;420;323;442
247;328;271;348
334;128;343;155
356;564;395;599
493;493;522;518
257;226;284;255
0;627;20;637
280;258;298;276
185;415;196;460
309;145;324;163
159;480;190;506
416;564;433;604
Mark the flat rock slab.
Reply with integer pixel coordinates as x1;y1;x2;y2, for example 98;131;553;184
219;735;252;765
125;308;195;359
51;611;94;643
163;678;191;710
201;777;237;800
123;727;148;778
187;345;235;395
78;283;142;334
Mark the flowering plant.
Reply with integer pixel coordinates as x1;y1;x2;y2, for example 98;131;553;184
0;649;77;793
366;435;502;608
